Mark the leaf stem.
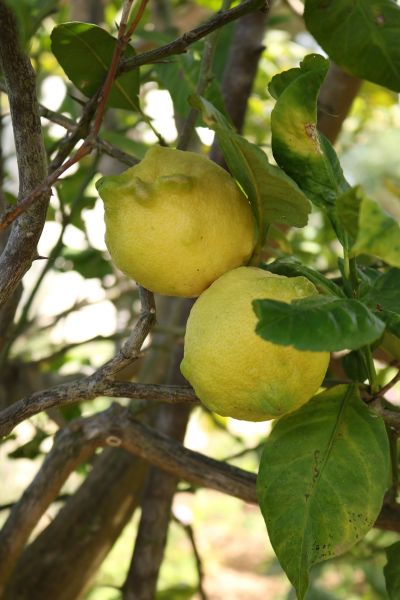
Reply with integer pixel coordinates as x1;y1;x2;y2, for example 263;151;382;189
177;0;232;150
342;248;377;391
386;424;399;505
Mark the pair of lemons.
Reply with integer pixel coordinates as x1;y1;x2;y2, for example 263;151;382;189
96;146;329;421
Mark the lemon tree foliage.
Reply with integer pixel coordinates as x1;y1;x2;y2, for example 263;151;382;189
269;55;349;215
253;295;386;352
257;386;390;600
191;95;312;247
304;0;400;93
384;541;400;599
337;186;400;268
3;1;400;599
51;22;140;110
262;257;345;298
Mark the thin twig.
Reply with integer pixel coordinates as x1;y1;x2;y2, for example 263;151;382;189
39;102;139;166
0;0;148;232
374;370;400;401
177;0;232;150
172;514;208;600
118;0;268;76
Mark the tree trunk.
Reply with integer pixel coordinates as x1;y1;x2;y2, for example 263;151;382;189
3;448;148;600
123;301;193;600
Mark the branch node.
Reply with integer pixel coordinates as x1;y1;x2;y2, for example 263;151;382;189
106;435;122;447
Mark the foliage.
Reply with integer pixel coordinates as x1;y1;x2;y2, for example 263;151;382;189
0;0;399;599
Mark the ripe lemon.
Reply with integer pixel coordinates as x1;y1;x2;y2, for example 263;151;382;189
96;146;256;297
181;267;330;421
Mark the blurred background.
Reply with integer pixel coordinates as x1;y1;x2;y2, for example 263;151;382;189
0;0;399;598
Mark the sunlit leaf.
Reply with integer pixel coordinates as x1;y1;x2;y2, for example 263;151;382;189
351;195;400;268
253;295;385;352
191;96;312;247
304;0;400;93
257;385;390;599
270;54;349;216
262;257;345;297
51;22;140;111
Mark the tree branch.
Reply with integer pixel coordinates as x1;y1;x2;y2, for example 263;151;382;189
0;426;98;594
118;0;269;75
7;403;399;532
0;0;149;233
0;1;50;309
123;299;193;600
64;404;400;532
0;376;198;440
0;284;198;439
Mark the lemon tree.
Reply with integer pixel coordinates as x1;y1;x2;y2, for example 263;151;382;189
1;1;400;600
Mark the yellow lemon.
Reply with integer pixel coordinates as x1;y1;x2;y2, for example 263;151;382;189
96;146;256;297
181;267;330;421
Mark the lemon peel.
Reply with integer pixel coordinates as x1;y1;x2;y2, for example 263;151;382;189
96;146;256;297
181;266;330;421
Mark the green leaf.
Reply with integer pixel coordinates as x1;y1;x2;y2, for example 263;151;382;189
56;248;113;279
304;0;400;93
342;351;369;383
361;268;400;314
384;541;400;600
191;96;312;243
257;385;390;600
8;428;48;459
379;310;400;338
270;54;349;213
51;22;140;111
351;195;400;268
336;186;363;241
154;50;227;120
6;0;58;46
262;257;345;298
156;585;197;600
253;295;385;352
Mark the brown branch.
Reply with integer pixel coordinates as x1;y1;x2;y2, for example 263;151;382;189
67;404;400;532
369;399;400;434
0;426;98;594
123;298;194;600
8;403;399;531
0;1;50;308
2;397;399;592
0;0;148;233
218;8;269;133
3;445;148;600
317;63;362;145
172;514;208;600
0;377;198;440
38;102;139;166
96;286;156;378
118;0;269;75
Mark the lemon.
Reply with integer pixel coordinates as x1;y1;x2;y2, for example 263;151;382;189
181;267;330;421
96;146;256;297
